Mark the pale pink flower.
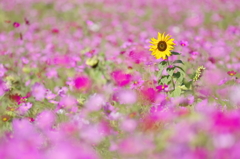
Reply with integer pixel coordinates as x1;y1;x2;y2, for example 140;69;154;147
85;94;105;112
35;110;55;129
115;89;137;105
18;102;32;115
120;119;137;132
31;83;46;101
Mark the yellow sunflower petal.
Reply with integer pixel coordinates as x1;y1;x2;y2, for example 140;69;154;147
150;41;158;45
151;38;158;42
165;34;171;41
167;38;175;43
161;33;165;41
157;32;162;41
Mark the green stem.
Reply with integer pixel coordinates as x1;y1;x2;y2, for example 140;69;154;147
167;59;175;91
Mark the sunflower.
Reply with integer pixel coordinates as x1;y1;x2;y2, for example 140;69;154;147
149;32;176;60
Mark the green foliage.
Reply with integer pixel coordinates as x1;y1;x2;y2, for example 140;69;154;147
156;51;186;97
171;51;181;55
173;60;184;64
169;87;182;97
158;61;167;72
158;75;171;85
166;67;174;76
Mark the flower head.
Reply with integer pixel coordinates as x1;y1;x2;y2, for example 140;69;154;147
180;40;189;47
1;115;11;122
227;70;236;76
74;76;91;91
18;102;32;115
156;84;168;92
13;22;20;28
31;83;46;101
149;32;175;59
111;70;131;87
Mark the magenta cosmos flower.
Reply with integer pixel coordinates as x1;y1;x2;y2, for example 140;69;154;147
74;76;91;91
111;70;131;87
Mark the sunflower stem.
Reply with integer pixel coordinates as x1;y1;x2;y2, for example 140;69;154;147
167;59;175;91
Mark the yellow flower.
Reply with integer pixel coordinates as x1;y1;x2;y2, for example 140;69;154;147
86;56;99;68
149;32;176;59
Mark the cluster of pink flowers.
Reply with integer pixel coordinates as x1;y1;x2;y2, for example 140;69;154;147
0;0;240;158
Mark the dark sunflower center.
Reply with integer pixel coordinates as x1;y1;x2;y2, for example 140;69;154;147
157;41;167;51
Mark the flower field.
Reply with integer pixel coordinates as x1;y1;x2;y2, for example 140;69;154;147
1;0;240;158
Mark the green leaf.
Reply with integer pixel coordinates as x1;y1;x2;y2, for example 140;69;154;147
179;85;189;91
157;61;168;78
171;51;181;55
170;87;182;97
173;60;184;64
158;61;167;69
173;71;185;85
159;60;167;65
185;81;193;89
156;71;162;78
174;66;185;74
159;75;171;85
167;67;174;76
177;76;184;84
173;72;181;78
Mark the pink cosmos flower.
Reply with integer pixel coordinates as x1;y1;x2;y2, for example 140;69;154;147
51;28;59;34
0;64;7;77
212;111;240;133
0;80;7;96
35;110;55;129
189;51;199;60
45;89;56;100
130;78;144;89
74;76;91;91
140;87;157;103
66;77;75;90
17;102;32;115
85;94;105;112
103;103;115;116
21;57;29;64
13;22;20;28
150;103;167;113
59;96;77;109
156;84;168;92
56;87;68;97
180;40;189;47
113;89;137;105
46;68;58;79
227;70;237;76
111;70;131;87
31;83;46;101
